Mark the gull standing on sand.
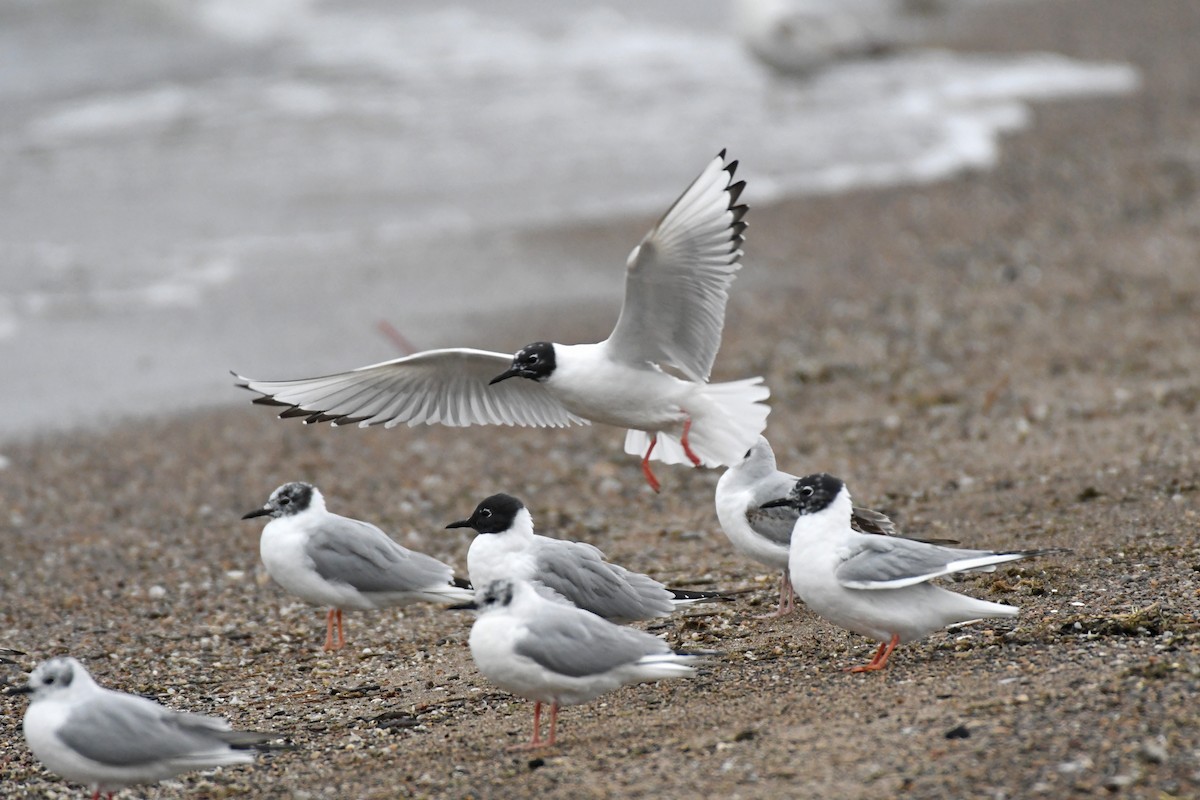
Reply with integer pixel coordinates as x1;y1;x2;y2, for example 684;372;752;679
243;482;473;651
14;657;276;799
762;473;1061;671
455;579;706;749
235;151;769;492
447;493;724;622
715;436;900;616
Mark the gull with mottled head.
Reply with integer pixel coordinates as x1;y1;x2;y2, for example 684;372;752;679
13;657;277;799
243;482;473;651
456;579;707;749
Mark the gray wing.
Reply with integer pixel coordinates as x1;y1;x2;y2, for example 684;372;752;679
534;541;673;621
743;468;801;546
604;152;748;382
306;517;453;593
744;502;799;547
836;536;1036;590
236;348;587;429
59;693;259;768
514;604;671;678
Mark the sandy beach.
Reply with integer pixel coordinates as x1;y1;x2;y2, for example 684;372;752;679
3;0;1199;797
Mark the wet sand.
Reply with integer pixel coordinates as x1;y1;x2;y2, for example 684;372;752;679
3;1;1199;797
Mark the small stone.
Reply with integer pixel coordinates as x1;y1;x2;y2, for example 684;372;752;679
944;724;970;740
1138;740;1167;764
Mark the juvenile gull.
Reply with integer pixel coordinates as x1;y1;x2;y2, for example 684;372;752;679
243;482;473;650
447;493;724;623
235;151;769;492
14;657;276;799
456;579;706;749
763;473;1062;671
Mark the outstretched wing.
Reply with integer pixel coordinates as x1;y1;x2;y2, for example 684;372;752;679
604;151;748;382
236;348;587;429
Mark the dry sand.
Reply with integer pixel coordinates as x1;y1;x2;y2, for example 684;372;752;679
3;0;1199;797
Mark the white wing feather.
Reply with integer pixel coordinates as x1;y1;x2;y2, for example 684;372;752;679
604;151;748;382
235;348;587;429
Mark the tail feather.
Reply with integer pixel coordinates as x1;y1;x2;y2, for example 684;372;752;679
624;376;770;467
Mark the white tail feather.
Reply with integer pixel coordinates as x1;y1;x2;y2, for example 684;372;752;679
624;377;770;467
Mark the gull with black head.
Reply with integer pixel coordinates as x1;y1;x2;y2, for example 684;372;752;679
716;435;955;617
763;473;1064;672
235;151;769;492
12;656;278;799
243;482;473;651
455;579;707;749
447;493;724;622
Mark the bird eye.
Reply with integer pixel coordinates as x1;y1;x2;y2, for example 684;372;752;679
44;676;55;685
480;509;492;518
279;497;290;505
528;354;539;364
800;486;815;497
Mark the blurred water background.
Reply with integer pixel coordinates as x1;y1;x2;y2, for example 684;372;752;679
0;0;1138;441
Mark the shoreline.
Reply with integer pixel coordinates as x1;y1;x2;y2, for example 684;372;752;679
4;1;1200;797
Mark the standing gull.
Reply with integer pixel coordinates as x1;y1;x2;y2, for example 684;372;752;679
456;579;706;749
243;482;473;651
763;473;1062;671
14;657;276;799
235;151;769;492
447;493;724;622
715;436;902;616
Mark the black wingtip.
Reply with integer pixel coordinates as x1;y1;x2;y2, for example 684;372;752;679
452;576;473;590
727;179;746;207
669;588;735;602
717;147;727;160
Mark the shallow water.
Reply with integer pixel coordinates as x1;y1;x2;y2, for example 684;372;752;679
0;0;1138;441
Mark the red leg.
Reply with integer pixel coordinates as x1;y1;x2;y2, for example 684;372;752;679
641;436;662;493
680;417;702;467
755;570;796;619
322;609;337;651
507;701;546;751
335;609;346;650
846;634;900;673
546;702;559;746
377;320;417;355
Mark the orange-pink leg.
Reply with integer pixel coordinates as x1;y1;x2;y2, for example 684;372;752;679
641;436;662;493
755;570;796;619
323;609;346;651
680;417;702;467
846;634;900;673
508;701;550;751
546;702;560;746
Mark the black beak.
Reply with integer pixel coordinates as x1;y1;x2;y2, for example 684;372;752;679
446;600;478;611
760;498;795;510
4;685;34;695
488;366;522;385
242;508;272;520
445;519;473;530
